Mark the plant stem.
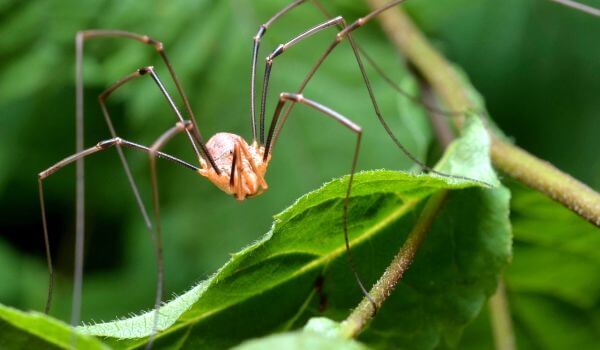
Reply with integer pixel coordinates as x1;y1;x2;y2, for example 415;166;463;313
341;191;448;338
365;0;600;227
488;279;516;350
491;139;600;226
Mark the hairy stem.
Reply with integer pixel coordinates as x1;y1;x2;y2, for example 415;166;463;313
488;279;516;350
341;191;448;338
366;0;600;227
491;139;600;226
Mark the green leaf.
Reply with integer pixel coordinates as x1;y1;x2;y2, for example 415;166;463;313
457;181;600;350
0;303;109;350
233;318;369;350
73;113;510;349
435;114;500;187
505;182;600;349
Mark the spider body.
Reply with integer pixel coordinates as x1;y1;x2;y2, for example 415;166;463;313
200;133;269;200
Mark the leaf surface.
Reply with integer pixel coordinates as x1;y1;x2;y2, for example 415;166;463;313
233;318;369;350
506;182;600;349
458;181;600;350
0;304;109;350
76;116;511;349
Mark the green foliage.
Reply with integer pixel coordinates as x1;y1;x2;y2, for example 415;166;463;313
0;0;436;324
77;166;508;349
0;0;597;349
0;110;512;349
506;182;600;349
458;181;600;349
0;304;108;350
233;318;369;350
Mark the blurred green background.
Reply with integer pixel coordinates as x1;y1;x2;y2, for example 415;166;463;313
0;0;598;348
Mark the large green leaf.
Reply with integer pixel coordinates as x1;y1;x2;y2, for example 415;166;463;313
457;181;600;350
70;115;510;349
0;304;109;350
506;182;600;349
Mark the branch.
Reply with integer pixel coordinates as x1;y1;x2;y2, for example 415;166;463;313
341;191;448;338
488;279;516;350
366;0;600;227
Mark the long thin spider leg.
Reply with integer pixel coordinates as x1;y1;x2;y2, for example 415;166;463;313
267;1;412;149
251;0;309;141
316;0;482;117
268;39;338;152
38;137;198;317
268;2;412;151
139;67;219;173
347;32;489;185
72;30;217;327
146;151;163;350
266;92;377;311
38;179;53;314
99;71;154;235
259;0;476;157
151;121;193;154
98;70;203;346
140;119;193;348
41;138;198;181
259;16;346;144
99;67;210;171
311;0;490;120
262;1;490;186
238;142;268;190
342;8;492;186
549;0;600;16
144;120;191;348
356;46;464;117
76;30;218;169
74;33;85;329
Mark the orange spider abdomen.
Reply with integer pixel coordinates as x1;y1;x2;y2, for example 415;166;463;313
198;133;269;200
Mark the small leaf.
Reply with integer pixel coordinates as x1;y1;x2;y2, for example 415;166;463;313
233;318;369;350
0;303;109;350
436;115;499;187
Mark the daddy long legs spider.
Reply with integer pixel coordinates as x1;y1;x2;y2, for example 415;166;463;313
36;0;500;346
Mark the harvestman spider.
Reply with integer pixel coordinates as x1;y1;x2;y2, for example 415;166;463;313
37;0;505;343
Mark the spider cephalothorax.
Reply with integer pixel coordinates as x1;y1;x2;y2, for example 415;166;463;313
199;133;270;201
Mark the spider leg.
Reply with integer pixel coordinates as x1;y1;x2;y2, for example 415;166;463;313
550;0;600;16
250;0;309;141
238;142;268;190
143;119;195;348
76;30;215;164
39;137;198;317
96;67;226;343
70;30;219;329
265;92;377;312
258;16;346;144
263;0;490;186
